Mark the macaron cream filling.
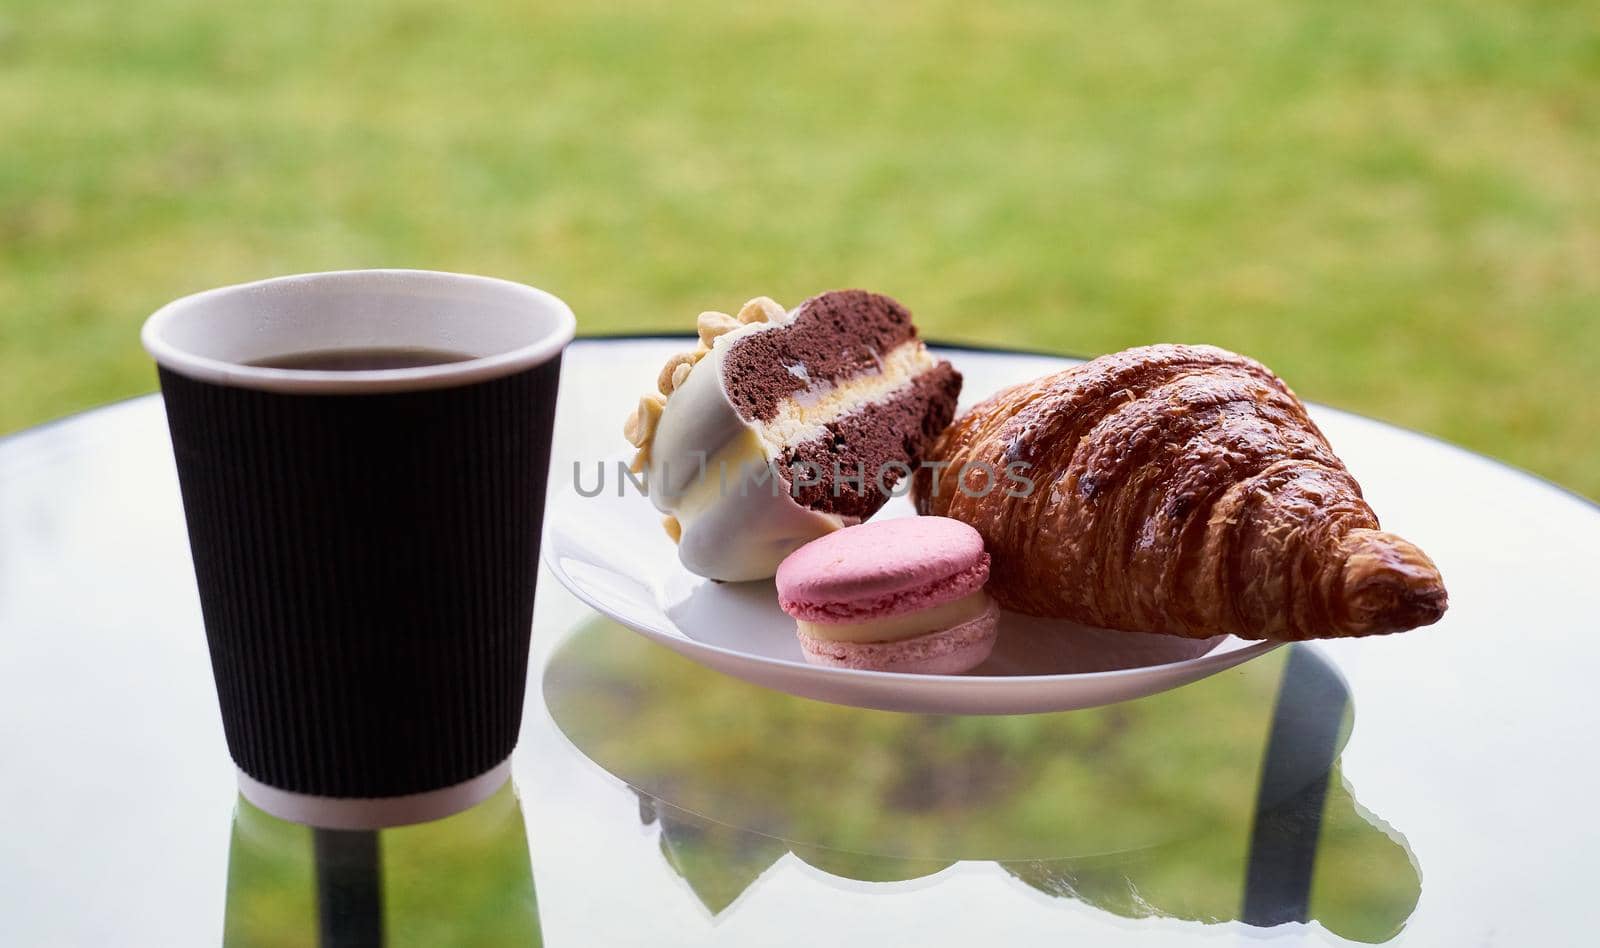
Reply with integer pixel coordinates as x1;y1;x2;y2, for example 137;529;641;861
776;516;1000;675
798;589;993;644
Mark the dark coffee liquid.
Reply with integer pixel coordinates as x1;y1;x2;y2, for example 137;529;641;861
247;347;477;371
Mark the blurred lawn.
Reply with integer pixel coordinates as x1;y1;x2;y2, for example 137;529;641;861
2;0;1597;496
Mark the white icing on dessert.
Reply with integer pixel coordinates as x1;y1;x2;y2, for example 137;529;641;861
648;317;851;581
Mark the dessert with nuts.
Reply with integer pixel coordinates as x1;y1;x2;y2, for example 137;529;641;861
623;290;961;581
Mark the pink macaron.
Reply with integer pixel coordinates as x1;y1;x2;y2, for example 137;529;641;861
775;516;998;674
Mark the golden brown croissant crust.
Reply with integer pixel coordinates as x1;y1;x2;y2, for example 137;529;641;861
913;344;1447;641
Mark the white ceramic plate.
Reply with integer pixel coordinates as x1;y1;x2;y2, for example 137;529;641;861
542;476;1282;715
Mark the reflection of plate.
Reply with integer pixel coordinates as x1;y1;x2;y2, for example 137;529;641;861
542;622;1421;943
542;486;1281;713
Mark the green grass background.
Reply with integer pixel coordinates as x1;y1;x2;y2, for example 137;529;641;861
3;0;1597;498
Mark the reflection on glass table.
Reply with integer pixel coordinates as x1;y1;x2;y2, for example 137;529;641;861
224;782;540;947
545;619;1418;944
5;341;1596;945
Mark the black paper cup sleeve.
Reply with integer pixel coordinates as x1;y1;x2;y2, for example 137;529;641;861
159;358;560;801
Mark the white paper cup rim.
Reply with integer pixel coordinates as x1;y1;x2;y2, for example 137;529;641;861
142;269;576;394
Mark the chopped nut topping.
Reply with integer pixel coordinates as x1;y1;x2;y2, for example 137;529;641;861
657;351;699;395
737;296;786;324
696;311;741;346
623;393;667;447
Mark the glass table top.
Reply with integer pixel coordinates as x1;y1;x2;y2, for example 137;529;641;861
2;338;1597;946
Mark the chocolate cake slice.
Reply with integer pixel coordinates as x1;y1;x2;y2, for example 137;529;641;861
723;290;963;518
624;290;962;581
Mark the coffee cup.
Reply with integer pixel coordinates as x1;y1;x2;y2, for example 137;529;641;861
143;269;574;828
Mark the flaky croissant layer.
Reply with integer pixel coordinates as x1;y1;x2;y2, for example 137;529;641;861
912;344;1447;641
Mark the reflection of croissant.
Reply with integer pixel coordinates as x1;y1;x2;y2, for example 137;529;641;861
913;345;1447;641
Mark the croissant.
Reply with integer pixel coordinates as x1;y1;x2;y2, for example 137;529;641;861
912;344;1447;641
